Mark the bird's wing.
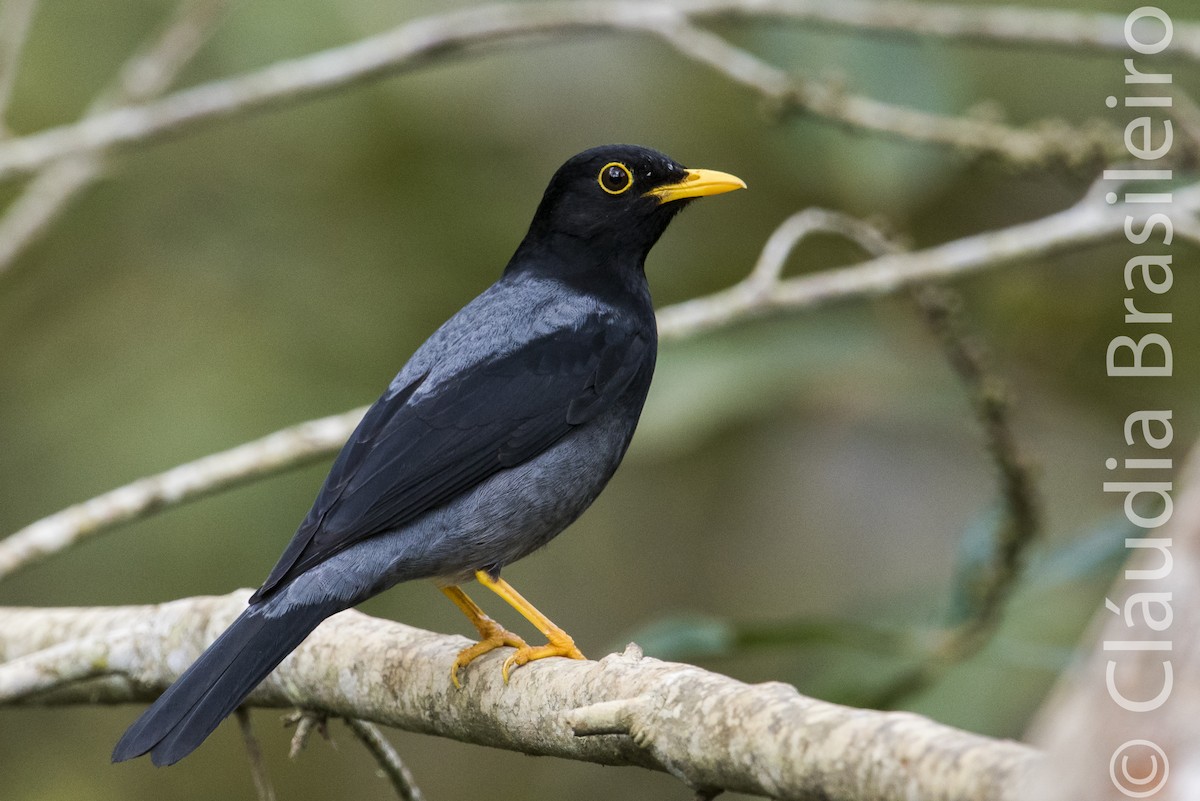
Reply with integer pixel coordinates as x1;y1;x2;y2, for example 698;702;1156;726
251;316;651;601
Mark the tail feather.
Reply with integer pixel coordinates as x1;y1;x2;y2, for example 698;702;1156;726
112;601;334;766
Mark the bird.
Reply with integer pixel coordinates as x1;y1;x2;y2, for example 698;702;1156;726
112;144;745;767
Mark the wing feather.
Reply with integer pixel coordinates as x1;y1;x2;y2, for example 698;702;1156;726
251;316;650;601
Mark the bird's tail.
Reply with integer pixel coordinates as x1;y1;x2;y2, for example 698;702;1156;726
112;599;336;766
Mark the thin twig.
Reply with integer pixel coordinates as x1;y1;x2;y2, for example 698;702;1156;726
344;718;426;801
285;709;328;758
862;285;1041;709
657;20;1122;169
0;0;228;277
0;1;1142;185
1;185;1194;582
676;0;1200;60
0;0;38;134
686;213;1038;708
236;708;278;801
657;185;1198;339
0;406;367;581
915;286;1039;640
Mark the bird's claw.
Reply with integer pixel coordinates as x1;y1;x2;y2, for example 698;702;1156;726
450;623;529;688
500;636;586;683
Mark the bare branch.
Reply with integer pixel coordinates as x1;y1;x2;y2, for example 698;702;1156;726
676;0;1200;61
286;709;329;758
916;286;1040;629
0;593;1042;801
658;185;1199;339
343;718;427;801
753;207;899;285
237;708;278;801
0;633;126;701
0;0;37;133
4;185;1193;582
657;20;1122;168
0;155;104;272
858;286;1042;708
0;407;367;581
721;219;1042;708
0;1;1141;184
0;2;676;181
0;0;228;278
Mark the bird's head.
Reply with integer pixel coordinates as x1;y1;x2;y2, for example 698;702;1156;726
515;144;745;271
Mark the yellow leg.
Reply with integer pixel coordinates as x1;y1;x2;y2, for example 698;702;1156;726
474;570;586;682
441;585;528;688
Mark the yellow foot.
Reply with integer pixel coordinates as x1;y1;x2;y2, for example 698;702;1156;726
440;577;587;686
501;631;585;683
443;584;530;688
450;618;528;689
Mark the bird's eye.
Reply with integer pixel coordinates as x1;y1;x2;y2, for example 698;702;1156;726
597;162;633;195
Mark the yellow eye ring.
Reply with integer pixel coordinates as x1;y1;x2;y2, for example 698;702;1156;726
597;162;634;195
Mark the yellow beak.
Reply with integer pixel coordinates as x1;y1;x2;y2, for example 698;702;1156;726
646;168;747;204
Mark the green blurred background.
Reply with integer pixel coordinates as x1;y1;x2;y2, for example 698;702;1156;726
1;0;1196;798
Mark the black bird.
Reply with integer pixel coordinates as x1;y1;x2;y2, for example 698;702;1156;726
112;144;745;766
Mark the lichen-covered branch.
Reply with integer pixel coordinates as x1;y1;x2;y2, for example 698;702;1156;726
0;592;1042;801
0;632;126;699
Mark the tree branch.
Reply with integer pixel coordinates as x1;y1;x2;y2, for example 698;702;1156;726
1025;436;1200;800
343;718;427;801
677;0;1200;61
653;20;1122;169
0;0;37;134
915;286;1040;638
861;285;1041;708
236;708;278;801
655;183;1198;337
0;592;1042;801
0;407;366;580
0;631;126;699
0;0;228;278
0;0;1146;185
